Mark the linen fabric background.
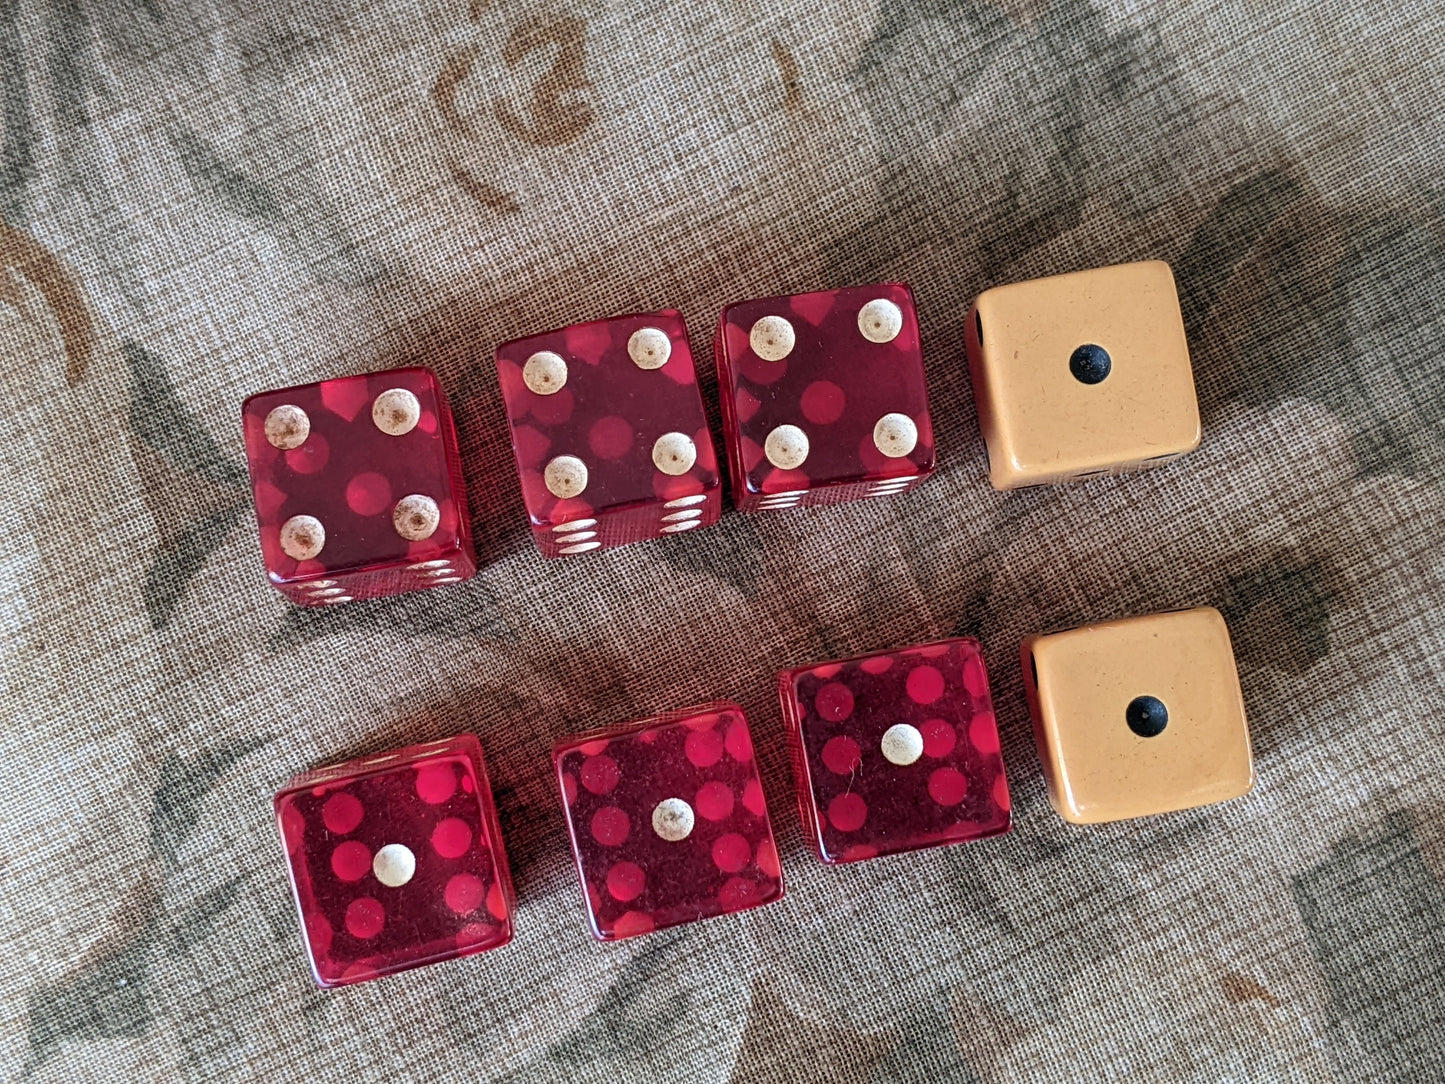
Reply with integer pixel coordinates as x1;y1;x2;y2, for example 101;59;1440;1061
1;1;1442;1081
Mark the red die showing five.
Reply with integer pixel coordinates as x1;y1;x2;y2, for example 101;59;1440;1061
275;735;514;987
714;283;937;512
553;704;784;941
496;311;722;557
779;638;1011;863
242;367;475;605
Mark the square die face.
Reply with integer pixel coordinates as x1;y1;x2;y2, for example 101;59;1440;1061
781;639;1011;863
554;705;783;941
242;367;473;597
275;736;514;987
496;311;721;550
716;283;936;504
967;261;1200;488
1024;607;1255;824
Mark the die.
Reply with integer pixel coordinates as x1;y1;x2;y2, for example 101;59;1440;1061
241;367;475;605
274;734;514;987
553;704;783;940
1021;607;1254;824
779;638;1011;863
495;310;722;557
714;283;937;512
964;260;1201;489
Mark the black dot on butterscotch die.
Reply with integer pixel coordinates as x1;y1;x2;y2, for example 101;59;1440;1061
1126;695;1169;738
1069;343;1112;385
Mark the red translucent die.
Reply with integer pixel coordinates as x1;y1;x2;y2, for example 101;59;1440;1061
779;638;1011;863
274;734;514;987
553;704;784;941
714;283;937;512
241;367;475;605
496;310;722;557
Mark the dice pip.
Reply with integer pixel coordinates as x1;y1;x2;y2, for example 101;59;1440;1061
965;260;1201;489
714;283;937;511
553;704;783;940
1022;607;1254;824
242;367;475;605
779;638;1011;863
496;311;722;557
274;734;514;987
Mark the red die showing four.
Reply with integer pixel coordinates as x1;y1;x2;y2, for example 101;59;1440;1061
275;735;514;987
779;638;1011;863
714;283;937;512
496;311;722;557
242;367;475;605
553;704;784;941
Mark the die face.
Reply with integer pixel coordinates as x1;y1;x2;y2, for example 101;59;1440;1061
966;261;1201;489
242;367;475;602
715;283;937;510
780;639;1011;864
1022;607;1254;824
496;311;722;555
553;704;784;941
275;735;514;987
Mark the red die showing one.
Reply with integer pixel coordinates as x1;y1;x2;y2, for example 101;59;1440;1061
553;704;784;941
242;367;474;605
714;283;937;512
274;735;514;987
496;311;722;557
779;638;1011;863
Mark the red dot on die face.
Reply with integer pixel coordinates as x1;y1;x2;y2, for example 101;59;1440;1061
345;472;393;516
344;897;385;939
928;767;968;807
416;764;457;804
800;380;847;424
281;803;306;853
859;655;894;675
712;833;752;873
906;665;947;705
321;792;363;835
725;721;753;762
718;876;763;909
431;817;473;859
330;840;372;882
756;838;781;879
742;778;766;816
606;861;646;902
286;432;329;475
963;655;990;698
580;755;621;795
684;727;725;768
613;910;655;938
531;386;575;426
969;712;1001;755
814;682;855;721
993;774;1012;812
695;781;735;821
486;880;509;921
828;793;868;832
561;771;578;805
306;913;334;959
445;873;485;914
590;806;630;846
588;415;634;459
821;736;861;775
921;719;957;758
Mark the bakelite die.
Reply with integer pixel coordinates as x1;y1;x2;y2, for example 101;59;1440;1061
241;367;475;604
780;638;1011;863
965;261;1201;489
496;310;722;556
275;735;514;987
554;704;784;940
714;283;937;511
1022;607;1255;824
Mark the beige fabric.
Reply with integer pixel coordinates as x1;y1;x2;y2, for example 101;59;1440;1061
2;1;1443;1081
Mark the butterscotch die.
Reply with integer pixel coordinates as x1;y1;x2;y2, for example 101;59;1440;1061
1021;607;1254;824
965;261;1201;489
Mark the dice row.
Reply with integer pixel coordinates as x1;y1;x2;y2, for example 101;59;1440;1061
276;606;1253;987
241;261;1199;602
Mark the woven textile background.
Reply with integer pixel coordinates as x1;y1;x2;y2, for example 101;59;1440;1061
2;0;1443;1080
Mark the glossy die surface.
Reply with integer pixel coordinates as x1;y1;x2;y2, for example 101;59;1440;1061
1022;607;1254;824
496;310;721;556
554;704;783;941
275;735;514;987
779;638;1011;863
714;283;936;512
242;367;474;605
965;260;1200;489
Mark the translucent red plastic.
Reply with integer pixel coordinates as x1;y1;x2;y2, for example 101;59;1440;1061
496;310;722;557
274;735;514;987
714;283;937;511
553;704;784;941
779;638;1011;863
241;367;475;605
